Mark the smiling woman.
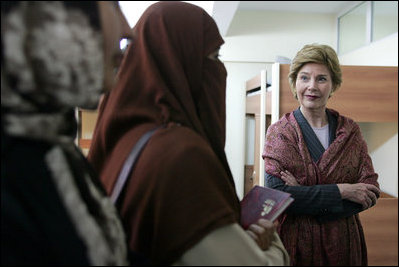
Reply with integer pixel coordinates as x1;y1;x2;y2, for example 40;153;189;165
262;43;380;266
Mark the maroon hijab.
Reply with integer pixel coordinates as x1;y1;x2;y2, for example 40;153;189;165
88;2;240;264
89;1;229;175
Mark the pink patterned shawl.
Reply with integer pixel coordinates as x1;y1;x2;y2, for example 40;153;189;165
263;108;379;266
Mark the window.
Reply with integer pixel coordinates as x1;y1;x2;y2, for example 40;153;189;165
372;1;398;42
338;2;368;55
338;1;398;55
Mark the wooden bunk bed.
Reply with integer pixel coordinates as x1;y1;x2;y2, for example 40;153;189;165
244;63;398;266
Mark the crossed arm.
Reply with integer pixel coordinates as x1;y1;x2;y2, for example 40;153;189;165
266;172;380;222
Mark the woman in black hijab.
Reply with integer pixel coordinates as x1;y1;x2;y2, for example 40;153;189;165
1;2;133;265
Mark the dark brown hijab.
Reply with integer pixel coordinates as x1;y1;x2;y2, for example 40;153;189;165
88;2;240;265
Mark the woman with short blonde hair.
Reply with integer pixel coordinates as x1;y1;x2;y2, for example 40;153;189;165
288;43;342;99
263;43;379;265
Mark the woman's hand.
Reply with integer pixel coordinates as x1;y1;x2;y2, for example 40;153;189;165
337;183;380;209
280;170;299;186
246;219;276;251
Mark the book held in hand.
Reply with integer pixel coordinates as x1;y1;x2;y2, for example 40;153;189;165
240;185;294;229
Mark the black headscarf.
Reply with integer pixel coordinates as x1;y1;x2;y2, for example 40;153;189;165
1;2;127;265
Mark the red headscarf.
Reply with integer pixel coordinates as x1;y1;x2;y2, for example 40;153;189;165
88;2;240;264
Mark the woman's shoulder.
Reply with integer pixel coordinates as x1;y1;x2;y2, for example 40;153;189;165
267;111;297;136
154;123;213;151
327;108;359;131
148;123;219;166
141;123;232;190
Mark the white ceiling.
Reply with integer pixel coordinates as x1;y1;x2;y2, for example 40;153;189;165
212;1;358;36
119;1;359;37
237;1;357;14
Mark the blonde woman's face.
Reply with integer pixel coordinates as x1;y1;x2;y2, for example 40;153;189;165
295;63;333;112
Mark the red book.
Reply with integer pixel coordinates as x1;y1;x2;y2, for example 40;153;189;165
240;185;294;229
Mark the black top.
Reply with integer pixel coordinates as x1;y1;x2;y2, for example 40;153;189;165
1;133;91;265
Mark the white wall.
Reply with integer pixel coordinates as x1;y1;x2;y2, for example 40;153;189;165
221;10;337;62
224;62;268;199
222;9;398;198
358;122;398;197
339;32;398;66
